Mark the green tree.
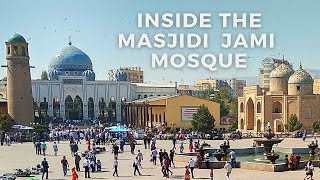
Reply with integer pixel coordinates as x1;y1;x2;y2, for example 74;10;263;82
191;105;215;132
228;119;238;132
0;115;13;132
311;120;320;132
41;70;48;80
284;114;303;132
1;77;7;81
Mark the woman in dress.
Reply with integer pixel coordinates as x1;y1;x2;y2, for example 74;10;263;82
184;165;190;180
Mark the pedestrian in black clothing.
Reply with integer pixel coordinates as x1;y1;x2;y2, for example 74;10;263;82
159;149;164;166
147;137;151;149
74;153;81;171
41;158;49;179
113;157;119;177
143;136;147;149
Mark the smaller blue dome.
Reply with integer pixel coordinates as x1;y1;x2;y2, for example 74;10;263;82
48;69;62;80
8;33;26;43
83;70;95;81
116;70;128;81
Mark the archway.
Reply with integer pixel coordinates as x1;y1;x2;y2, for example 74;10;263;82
64;95;83;120
240;102;244;112
257;102;261;113
88;97;94;119
274;119;284;132
39;97;48;120
108;97;116;123
272;101;282;113
0;94;3;99
257;119;261;132
246;98;254;130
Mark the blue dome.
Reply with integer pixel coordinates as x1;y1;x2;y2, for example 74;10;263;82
8;33;26;43
48;45;93;72
48;69;62;80
82;70;96;81
116;70;128;81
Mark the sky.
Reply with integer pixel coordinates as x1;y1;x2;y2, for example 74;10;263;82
0;0;319;85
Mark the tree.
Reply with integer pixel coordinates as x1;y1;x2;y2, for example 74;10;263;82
311;120;320;132
0;115;13;132
284;114;303;132
228;119;238;132
41;70;48;80
1;77;7;81
191;105;215;132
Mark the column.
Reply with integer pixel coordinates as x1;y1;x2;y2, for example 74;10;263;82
140;106;143;128
116;101;121;122
150;106;153;128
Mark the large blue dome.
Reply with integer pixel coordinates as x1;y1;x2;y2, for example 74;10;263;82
48;45;93;72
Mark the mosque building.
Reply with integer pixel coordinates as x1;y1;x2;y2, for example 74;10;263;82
0;33;178;125
238;61;320;132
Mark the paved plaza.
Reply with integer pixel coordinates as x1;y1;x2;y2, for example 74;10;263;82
0;138;319;180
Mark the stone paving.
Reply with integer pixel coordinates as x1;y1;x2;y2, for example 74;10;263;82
0;138;319;180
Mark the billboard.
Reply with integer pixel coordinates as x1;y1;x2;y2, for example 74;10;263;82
181;106;199;121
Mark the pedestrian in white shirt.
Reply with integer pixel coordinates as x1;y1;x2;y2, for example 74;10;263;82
188;158;196;178
224;161;232;180
151;149;157;165
137;150;143;168
113;157;118;177
83;157;90;178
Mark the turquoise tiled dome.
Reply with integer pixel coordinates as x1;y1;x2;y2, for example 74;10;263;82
8;33;26;43
48;45;93;72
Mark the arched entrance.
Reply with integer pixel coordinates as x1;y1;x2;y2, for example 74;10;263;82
246;98;254;130
274;119;284;132
257;119;261;132
65;95;83;120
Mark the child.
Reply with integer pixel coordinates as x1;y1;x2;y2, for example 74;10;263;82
71;167;78;180
210;169;214;180
97;159;102;171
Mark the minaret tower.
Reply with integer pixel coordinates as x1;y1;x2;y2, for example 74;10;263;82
5;33;34;125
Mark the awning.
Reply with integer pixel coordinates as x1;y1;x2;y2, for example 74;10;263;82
109;126;131;133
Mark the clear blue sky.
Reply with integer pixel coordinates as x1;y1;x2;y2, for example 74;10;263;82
0;0;319;84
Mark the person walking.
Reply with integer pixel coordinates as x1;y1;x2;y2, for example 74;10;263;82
133;157;142;176
41;141;47;156
143;136;147;149
159;149;164;166
53;142;58;156
74;153;81;171
295;154;301;170
83;156;91;178
188;158;196;179
229;149;236;168
224;161;232;180
151;148;157;165
172;137;176;149
209;168;214;180
184;165;190;180
130;140;136;154
113;157;119;177
61;156;69;176
137;150;143;168
305;160;314;180
71;167;78;180
147;136;151;149
169;149;175;167
41;158;49;180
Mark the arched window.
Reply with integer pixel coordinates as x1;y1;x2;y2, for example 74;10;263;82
240;102;244;112
257;102;261;113
144;94;148;98
0;94;3;99
305;107;312;119
272;102;282;113
138;95;141;99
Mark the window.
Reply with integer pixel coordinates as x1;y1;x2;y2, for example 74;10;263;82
297;86;301;91
13;46;18;55
305;108;312;119
74;71;78;76
65;71;70;76
7;47;10;55
138;94;141;99
21;47;26;56
144;95;147;98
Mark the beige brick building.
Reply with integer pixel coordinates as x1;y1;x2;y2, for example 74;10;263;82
238;63;317;132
